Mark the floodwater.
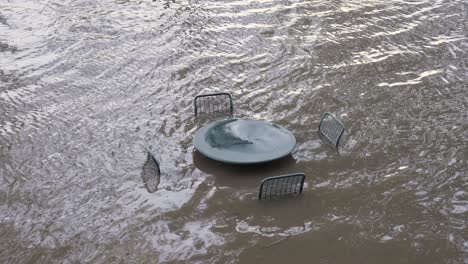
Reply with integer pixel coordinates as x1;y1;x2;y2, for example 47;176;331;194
0;0;467;263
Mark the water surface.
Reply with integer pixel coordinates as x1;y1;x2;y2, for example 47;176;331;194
0;0;467;263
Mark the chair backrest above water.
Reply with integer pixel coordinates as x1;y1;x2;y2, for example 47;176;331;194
318;112;346;148
259;173;305;200
142;151;161;193
194;92;233;117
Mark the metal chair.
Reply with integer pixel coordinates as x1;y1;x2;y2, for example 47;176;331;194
318;112;346;148
194;92;233;117
141;151;161;193
259;173;305;200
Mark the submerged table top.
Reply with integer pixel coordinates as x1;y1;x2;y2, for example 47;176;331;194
193;119;296;164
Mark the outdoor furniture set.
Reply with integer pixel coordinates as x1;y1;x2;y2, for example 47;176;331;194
146;92;347;200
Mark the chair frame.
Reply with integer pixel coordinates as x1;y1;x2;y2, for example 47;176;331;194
318;112;346;148
193;92;233;117
259;173;306;200
142;151;161;193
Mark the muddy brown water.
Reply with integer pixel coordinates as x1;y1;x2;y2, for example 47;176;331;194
0;0;467;263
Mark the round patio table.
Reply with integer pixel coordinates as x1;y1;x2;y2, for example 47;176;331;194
193;119;296;164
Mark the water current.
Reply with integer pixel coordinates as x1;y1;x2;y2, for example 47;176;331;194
0;0;467;263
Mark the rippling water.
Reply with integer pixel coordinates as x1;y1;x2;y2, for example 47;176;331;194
0;0;467;262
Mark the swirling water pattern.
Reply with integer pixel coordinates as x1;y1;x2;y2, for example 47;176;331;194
0;0;467;263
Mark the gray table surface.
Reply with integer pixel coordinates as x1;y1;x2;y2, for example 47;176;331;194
193;119;296;164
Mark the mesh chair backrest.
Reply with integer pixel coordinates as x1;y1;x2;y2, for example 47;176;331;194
194;93;233;117
259;173;305;200
142;152;161;193
318;112;346;148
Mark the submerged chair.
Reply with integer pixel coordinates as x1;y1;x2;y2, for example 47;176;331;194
318;112;346;148
259;173;306;200
141;151;161;193
194;92;233;117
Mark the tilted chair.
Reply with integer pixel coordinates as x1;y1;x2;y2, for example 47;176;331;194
259;173;306;200
318;112;346;148
193;92;233;117
141;151;161;193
